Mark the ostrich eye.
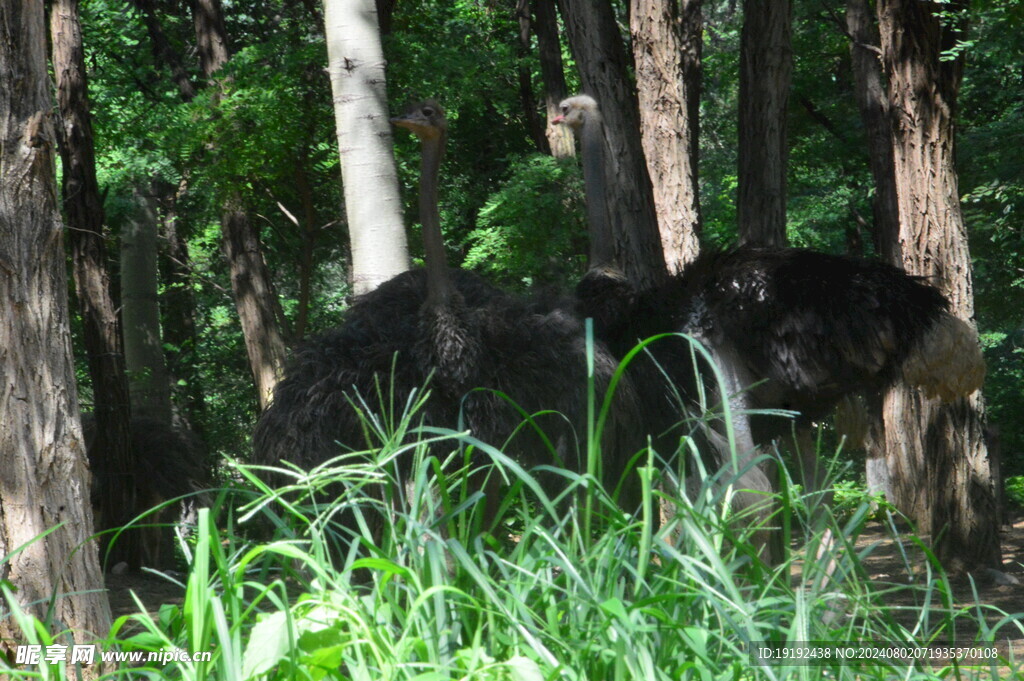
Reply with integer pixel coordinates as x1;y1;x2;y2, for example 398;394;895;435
422;106;435;117
561;104;569;115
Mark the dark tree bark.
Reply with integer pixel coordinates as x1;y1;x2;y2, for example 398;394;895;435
515;0;550;154
193;0;288;408
737;0;792;247
630;0;702;273
51;0;140;567
846;0;899;261
0;0;110;665
532;0;575;158
878;0;1000;572
556;0;667;289
292;145;318;340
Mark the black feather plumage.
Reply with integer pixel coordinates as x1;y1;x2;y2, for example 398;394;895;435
579;246;951;446
253;269;641;500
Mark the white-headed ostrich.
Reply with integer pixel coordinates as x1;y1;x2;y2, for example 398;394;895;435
253;101;642;528
554;94;985;519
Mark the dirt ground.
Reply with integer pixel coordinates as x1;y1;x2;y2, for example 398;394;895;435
105;515;1024;655
837;514;1024;657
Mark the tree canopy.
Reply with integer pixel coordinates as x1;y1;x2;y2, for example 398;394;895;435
68;0;1022;466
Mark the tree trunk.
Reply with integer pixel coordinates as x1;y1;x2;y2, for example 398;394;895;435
878;0;1000;572
193;0;230;86
193;0;289;408
0;0;110;667
121;184;174;423
846;0;899;261
52;0;140;567
532;0;575;159
515;0;551;154
157;180;208;433
737;0;792;247
134;0;197;101
324;0;410;294
630;0;702;273
293;146;319;340
845;0;901;500
222;203;290;408
556;0;667;289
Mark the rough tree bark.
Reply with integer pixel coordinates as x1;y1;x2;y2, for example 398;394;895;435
878;0;1000;572
532;0;575;158
193;0;289;409
51;0;140;567
846;0;899;261
737;0;792;247
0;0;111;668
556;0;667;288
324;0;410;294
630;0;703;273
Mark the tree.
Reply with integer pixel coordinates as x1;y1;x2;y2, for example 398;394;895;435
532;0;575;159
121;183;174;422
737;0;792;247
515;0;549;154
630;0;703;272
324;0;410;295
193;0;289;409
846;0;899;260
0;0;110;665
844;0;902;499
51;0;140;565
556;0;666;288
878;0;1000;572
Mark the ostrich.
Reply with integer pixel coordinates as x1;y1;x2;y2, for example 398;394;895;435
253;101;642;532
553;94;985;535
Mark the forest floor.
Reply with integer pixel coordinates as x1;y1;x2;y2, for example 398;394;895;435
833;512;1024;659
105;514;1024;660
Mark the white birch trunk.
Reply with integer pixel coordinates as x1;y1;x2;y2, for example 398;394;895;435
323;0;409;294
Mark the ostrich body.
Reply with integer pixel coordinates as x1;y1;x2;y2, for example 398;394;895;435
253;102;641;517
555;94;985;500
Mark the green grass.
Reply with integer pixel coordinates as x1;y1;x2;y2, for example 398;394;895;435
2;347;1022;679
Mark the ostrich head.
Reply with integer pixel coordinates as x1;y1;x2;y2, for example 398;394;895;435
390;100;447;141
551;94;601;130
552;94;615;273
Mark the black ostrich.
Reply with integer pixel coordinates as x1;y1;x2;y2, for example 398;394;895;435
253;101;642;526
553;94;985;503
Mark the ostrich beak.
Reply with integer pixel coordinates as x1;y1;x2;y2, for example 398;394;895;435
551;114;565;125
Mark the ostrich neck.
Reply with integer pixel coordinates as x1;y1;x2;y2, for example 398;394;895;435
581;114;614;267
419;134;452;306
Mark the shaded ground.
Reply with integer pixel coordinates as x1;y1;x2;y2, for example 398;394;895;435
846;514;1024;651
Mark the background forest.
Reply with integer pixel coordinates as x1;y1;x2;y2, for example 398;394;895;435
73;0;1023;472
2;0;1022;677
